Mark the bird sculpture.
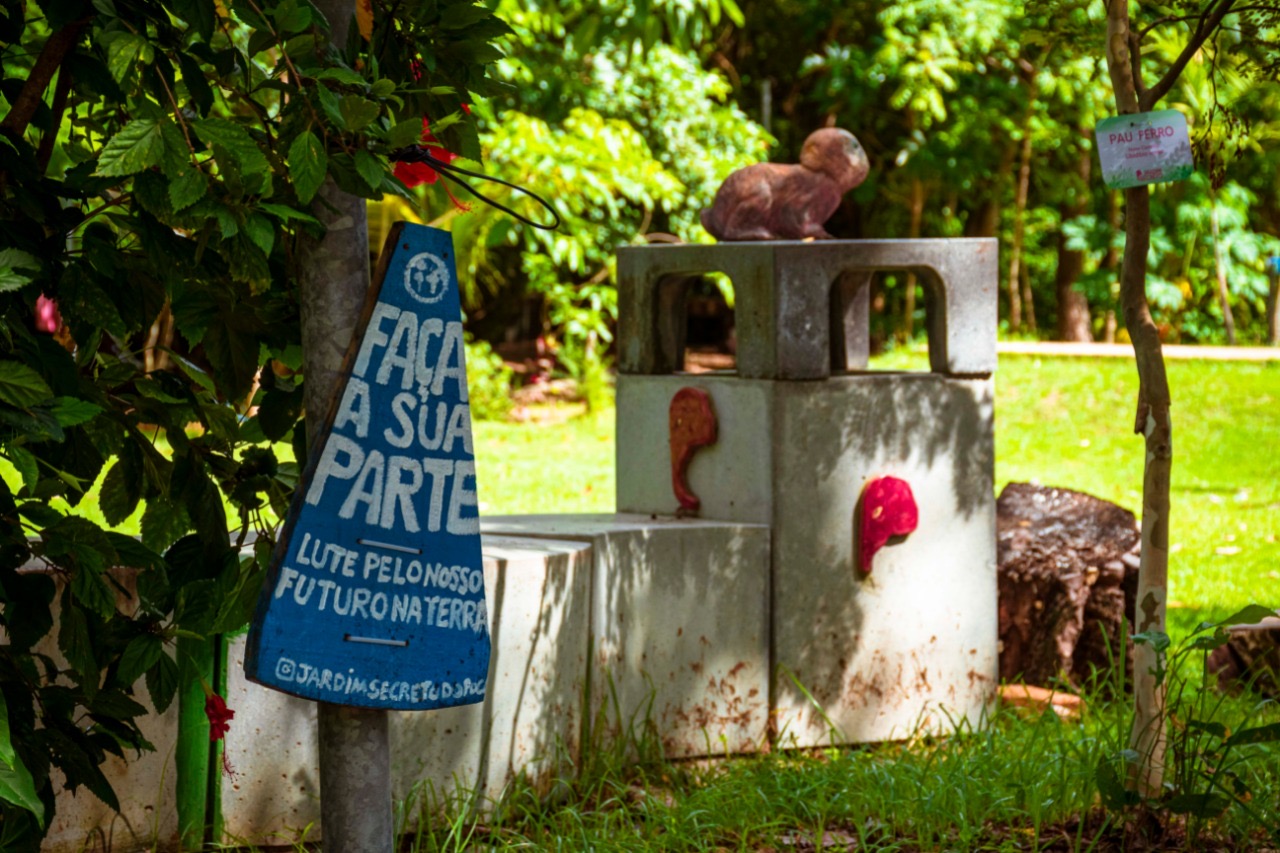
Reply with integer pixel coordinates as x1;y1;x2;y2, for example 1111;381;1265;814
700;128;870;241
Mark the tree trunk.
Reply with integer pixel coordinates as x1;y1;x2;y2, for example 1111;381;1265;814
1106;0;1172;798
1209;189;1237;344
1055;222;1092;341
1022;259;1037;332
1103;190;1121;343
1119;187;1172;798
1056;141;1094;342
305;0;394;848
0;19;87;142
1268;270;1279;346
966;144;1017;238
902;178;925;340
1007;92;1036;333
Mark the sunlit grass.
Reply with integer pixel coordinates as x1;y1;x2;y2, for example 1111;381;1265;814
473;405;614;516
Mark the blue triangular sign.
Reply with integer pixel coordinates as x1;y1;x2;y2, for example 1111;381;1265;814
245;222;491;710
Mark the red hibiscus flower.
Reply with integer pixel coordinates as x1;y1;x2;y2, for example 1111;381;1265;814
205;693;235;742
393;117;460;189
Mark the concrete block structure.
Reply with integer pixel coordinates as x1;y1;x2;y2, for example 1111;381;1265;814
617;239;997;379
615;239;999;747
38;237;999;851
481;514;771;758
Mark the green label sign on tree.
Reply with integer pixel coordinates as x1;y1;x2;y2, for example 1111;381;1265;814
1095;109;1194;190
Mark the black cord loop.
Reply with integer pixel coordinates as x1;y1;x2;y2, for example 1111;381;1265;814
389;146;561;231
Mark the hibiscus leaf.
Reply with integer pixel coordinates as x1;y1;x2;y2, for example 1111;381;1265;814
96;119;164;177
145;651;179;713
0;361;53;408
288;131;327;205
389;118;424;148
191;117;268;175
117;634;164;686
353;150;385;191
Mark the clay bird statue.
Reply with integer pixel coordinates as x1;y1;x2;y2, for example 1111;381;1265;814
700;128;869;241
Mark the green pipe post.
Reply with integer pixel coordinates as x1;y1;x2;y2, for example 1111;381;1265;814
210;633;228;842
175;634;214;849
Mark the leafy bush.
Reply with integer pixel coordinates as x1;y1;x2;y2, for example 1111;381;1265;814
0;0;504;843
1097;606;1280;845
464;338;514;421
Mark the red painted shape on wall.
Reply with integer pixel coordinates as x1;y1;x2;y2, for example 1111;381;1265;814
669;388;718;512
857;476;919;573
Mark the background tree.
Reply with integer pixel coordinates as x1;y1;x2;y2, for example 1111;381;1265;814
694;0;1280;348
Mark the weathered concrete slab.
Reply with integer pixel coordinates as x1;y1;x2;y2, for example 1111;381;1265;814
481;514;772;759
615;374;998;747
617;240;998;379
393;535;592;823
221;534;592;845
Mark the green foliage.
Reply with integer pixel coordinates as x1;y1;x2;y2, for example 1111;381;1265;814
438;26;768;381
1098;608;1280;842
0;0;506;842
463;337;513;421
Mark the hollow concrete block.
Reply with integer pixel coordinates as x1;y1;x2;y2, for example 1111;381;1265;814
481;514;772;759
220;534;593;845
618;240;997;379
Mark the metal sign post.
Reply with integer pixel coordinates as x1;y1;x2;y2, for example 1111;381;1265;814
248;223;491;849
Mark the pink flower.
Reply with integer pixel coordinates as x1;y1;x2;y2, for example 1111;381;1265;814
35;296;60;334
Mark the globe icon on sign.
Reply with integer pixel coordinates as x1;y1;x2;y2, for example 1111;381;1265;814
404;252;450;304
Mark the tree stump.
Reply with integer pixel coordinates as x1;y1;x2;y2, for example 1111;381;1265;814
997;483;1141;687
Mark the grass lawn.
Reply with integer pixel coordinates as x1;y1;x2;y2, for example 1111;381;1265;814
448;352;1280;852
473;406;615;517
